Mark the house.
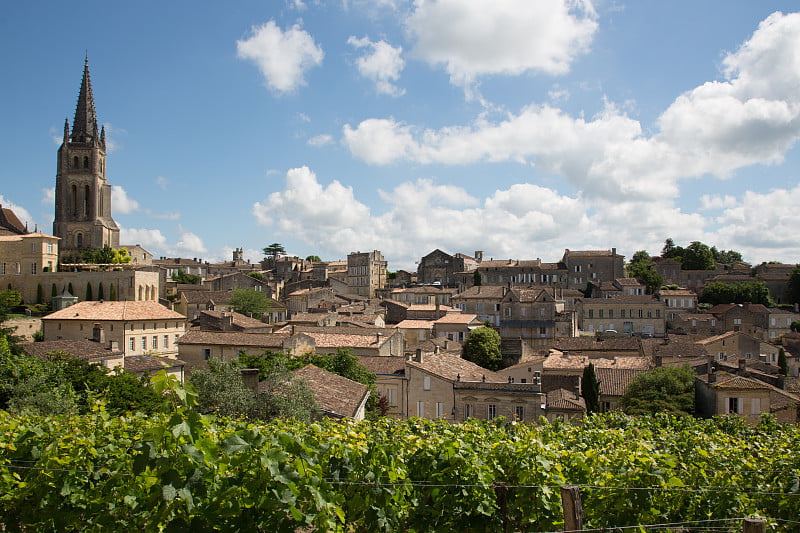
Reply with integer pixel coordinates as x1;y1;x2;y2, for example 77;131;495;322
176;290;232;319
672;312;723;338
42;300;186;358
708;303;770;337
287;287;335;317
696;331;780;364
753;262;797;304
289;327;404;357
153;257;208;281
595;367;644;412
544;389;586;422
358;356;408;418
205;271;273;297
347;250;387;298
541;350;651;396
433;313;483;343
762;308;800;342
658;289;698;322
561;248;625;291
0;205;28;236
122;354;186;382
176;330;292;371
695;371;799;424
292;364;371;420
458;258;567;291
576;295;666;337
395;319;436;349
22;339;123;370
382;286;458;306
0;232;59;277
639;336;710;368
499;288;571;357
190;310;272;333
417;249;478;286
451;285;505;326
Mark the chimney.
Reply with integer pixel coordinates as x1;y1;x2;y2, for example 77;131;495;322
240;369;259;394
415;348;424;363
109;340;119;351
92;323;105;344
475;251;483;262
738;359;746;372
376;332;383;344
708;372;717;383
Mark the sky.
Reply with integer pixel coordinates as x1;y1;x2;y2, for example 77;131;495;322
2;1;800;271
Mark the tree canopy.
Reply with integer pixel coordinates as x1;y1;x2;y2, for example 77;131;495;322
263;243;286;259
0;289;22;321
80;245;132;264
786;267;800;305
171;269;201;284
700;281;774;307
228;289;271;320
626;251;664;294
620;365;695;416
305;255;321;262
581;363;601;413
681;241;715;271
462;326;503;370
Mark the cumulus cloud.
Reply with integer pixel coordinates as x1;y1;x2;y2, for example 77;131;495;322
347;36;406;96
42;188;55;206
405;0;597;88
111;186;139;214
0;195;35;231
237;20;324;94
700;194;738;210
308;134;334;147
119;227;168;250
344;12;800;205
119;226;207;257
174;228;208;255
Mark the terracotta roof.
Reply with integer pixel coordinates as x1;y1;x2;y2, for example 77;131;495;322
291;325;398;337
358;356;406;375
182;290;232;305
177;330;288;347
477;259;542;268
0;232;58;241
22;340;123;361
195;309;266;329
407;304;453;311
582;295;661;304
563;249;615;257
434;313;479;324
658;289;696;296
452;286;506;299
552;337;641;352
291;364;370;419
417;337;462;353
595;367;643;397
44;301;185;321
640;337;708;359
696;331;743;345
543;353;652;371
301;332;390;349
507;288;553;302
390;287;458;294
615;278;643;286
396;319;436;329
546;388;586;411
708;374;771;390
0;206;27;234
125;355;185;373
406;352;505;382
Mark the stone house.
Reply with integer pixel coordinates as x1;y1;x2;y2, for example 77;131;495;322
176;290;232;320
287;287;335;317
544;389;585;422
347;250;387;298
383;286;458;306
205;271;273;297
451;285;505;326
595;367;644;412
176;330;292;372
395;319;436;349
22;339;124;370
358;356;408;418
433;313;483;343
761;309;800;342
0;232;59;278
153;257;208;282
458;258;567;291
292;364;371;420
190;310;272;333
672;312;723;338
708;303;770;337
561;249;625;291
652;258;682;286
658;289;698;322
499;288;570;357
696;331;780;364
695;371;799;424
576;295;666;337
417;249;478;286
42;301;186;359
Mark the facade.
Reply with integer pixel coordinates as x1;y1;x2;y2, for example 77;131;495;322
576;295;666;337
697;331;780;364
695;372;798;424
433;313;483;343
561;249;624;291
658;289;698;322
0;232;59;278
463;259;567;290
42;301;185;358
287;287;335;316
347;250;387;298
358;356;408;418
53;58;120;255
451;285;505;326
417;249;477;286
2;268;159;305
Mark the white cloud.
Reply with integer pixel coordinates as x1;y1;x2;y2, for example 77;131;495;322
119;226;207;258
42;188;55;206
174;228;208;255
0;195;35;231
348;36;406;96
308;134;333;147
156;176;169;190
111;186;139;214
101;123;125;153
119;227;168;250
344;12;800;205
405;0;597;88
700;194;738;210
297;112;311;123
237;20;324;94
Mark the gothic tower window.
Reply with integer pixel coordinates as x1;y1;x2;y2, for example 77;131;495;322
70;184;77;216
83;156;89;169
84;185;91;218
73;156;79;168
76;233;83;248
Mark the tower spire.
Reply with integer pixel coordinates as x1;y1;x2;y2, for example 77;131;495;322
63;118;70;143
70;56;98;143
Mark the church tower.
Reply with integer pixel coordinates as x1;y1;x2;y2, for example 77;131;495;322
53;57;120;257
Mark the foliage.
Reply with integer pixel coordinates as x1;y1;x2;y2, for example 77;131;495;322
700;281;774;306
263;242;286;258
0;289;22;321
306;255;321;262
581;363;601;413
80;245;131;264
787;267;800;304
229;288;271;320
710;246;743;264
36;283;43;305
1;387;799;532
98;282;104;300
661;238;683;260
791;319;800;333
246;271;263;281
171;269;201;284
85;281;93;301
620;365;695;416
778;348;787;376
473;270;482;286
626;251;664;294
462;326;503;370
681;241;715;270
109;282;117;301
581;281;595;298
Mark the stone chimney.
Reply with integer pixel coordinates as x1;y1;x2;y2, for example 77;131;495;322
109;340;119;352
240;369;259;394
376;332;383;345
708;372;717;383
92;323;105;344
415;348;424;363
738;359;746;372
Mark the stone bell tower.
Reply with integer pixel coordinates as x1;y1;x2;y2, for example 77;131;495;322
53;56;120;257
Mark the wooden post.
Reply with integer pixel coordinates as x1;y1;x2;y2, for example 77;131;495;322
561;485;583;532
743;518;766;533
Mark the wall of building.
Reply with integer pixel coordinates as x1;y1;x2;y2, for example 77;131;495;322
2;269;159;304
43;318;184;358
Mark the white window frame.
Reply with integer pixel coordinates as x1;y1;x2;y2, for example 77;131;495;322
488;404;497;420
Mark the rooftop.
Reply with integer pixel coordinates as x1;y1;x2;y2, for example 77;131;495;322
44;301;185;321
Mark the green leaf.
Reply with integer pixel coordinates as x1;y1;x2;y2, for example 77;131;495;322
221;433;250;455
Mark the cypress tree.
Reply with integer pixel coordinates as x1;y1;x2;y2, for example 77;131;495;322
98;282;104;301
109;283;116;301
86;282;93;301
778;348;788;376
36;283;43;305
68;283;74;295
581;363;601;413
51;284;57;298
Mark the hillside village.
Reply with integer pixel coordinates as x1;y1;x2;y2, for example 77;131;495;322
3;59;800;426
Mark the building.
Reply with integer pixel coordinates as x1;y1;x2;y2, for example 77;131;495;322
695;371;799;424
658;289;698;322
498;288;570;356
696;331;780;364
347;250;387;298
0;232;59;277
358;356;408;418
417;249;478;286
576;295;666;337
451;285;505;326
561;249;625;291
292;365;371;420
0;205;28;236
42;300;185;358
53;58;120;256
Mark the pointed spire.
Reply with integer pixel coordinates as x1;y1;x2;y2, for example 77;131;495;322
63;118;70;143
70;56;98;143
100;125;106;150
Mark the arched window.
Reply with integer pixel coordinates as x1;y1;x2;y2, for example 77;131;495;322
83;156;89;169
76;233;83;248
84;185;91;218
73;156;79;168
99;191;103;216
70;184;77;216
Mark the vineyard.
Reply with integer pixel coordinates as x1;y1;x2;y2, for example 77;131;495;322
1;375;798;531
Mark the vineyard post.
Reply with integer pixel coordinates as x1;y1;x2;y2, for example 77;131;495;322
561;485;583;532
743;518;766;533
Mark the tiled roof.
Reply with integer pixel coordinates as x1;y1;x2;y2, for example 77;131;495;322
182;290;232;305
543;353;651;370
564;249;614;257
390;287;458;294
417;337;462;353
615;278;643;286
769;388;800;412
301;332;390;349
291;325;398;337
659;289;696;296
640;337;708;359
477;259;542;268
595;367;643;397
177;330;288;347
291;364;370;419
44;301;185;321
709;374;771;390
125;355;185;373
396;319;436;329
434;313;479;324
196;310;266;329
407;304;453;311
452;286;506;299
546;388;586;411
784;378;800;394
552;337;641;352
22;340;123;361
357;356;406;375
696;331;740;345
508;288;553;302
406;352;505;382
582;295;661;304
0;206;27;234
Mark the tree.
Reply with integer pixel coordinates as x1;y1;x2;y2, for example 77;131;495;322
263;243;286;259
581;363;601;413
661;238;684;260
700;281;774;306
473;271;482;286
581;281;595;298
80;245;132;264
109;283;117;301
778;348;788;376
462;326;503;370
171;269;200;284
711;246;743;264
229;289;271;320
86;282;93;301
0;289;22;321
791;320;800;333
246;271;263;281
681;241;715;270
786;267;800;305
98;282;104;301
36;283;43;305
620;365;695;416
51;283;57;299
306;255;321;262
627;251;664;294
68;283;74;295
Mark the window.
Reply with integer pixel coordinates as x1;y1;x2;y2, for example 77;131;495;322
609;309;614;319
31;263;37;274
175;334;180;345
733;318;742;325
638;309;643;318
141;337;147;350
656;310;661;318
416;401;425;418
130;337;135;351
504;307;511;317
751;398;761;415
514;406;524;421
436;402;444;419
728;397;740;415
465;404;474;418
164;335;169;349
539;327;547;335
0;263;4;275
588;309;594;318
152;336;158;350
203;349;212;361
488;404;497;420
423;375;431;390
598;309;604;318
718;353;724;361
15;262;21;275
387;388;396;406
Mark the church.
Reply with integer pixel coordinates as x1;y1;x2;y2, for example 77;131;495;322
53;57;120;258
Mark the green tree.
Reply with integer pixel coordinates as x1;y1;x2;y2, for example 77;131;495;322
109;282;117;301
700;281;774;306
263;243;286;259
86;282;93;301
171;269;201;284
462;326;503;370
661;238;684;260
51;283;57;299
710;246;743;264
229;289;271;320
581;363;601;413
68;282;74;295
0;289;22;321
581;281;595;298
36;283;43;305
786;267;800;304
681;241;715;270
627;251;664;294
791;319;800;333
620;365;695;416
306;255;321;262
473;270;482;286
778;348;788;376
97;282;104;301
246;271;264;281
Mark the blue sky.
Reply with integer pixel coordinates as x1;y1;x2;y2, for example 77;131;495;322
2;1;800;270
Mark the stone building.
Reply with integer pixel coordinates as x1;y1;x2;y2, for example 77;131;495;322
416;249;478;286
561;249;624;291
347;250;387;298
53;58;120;256
576;295;667;337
